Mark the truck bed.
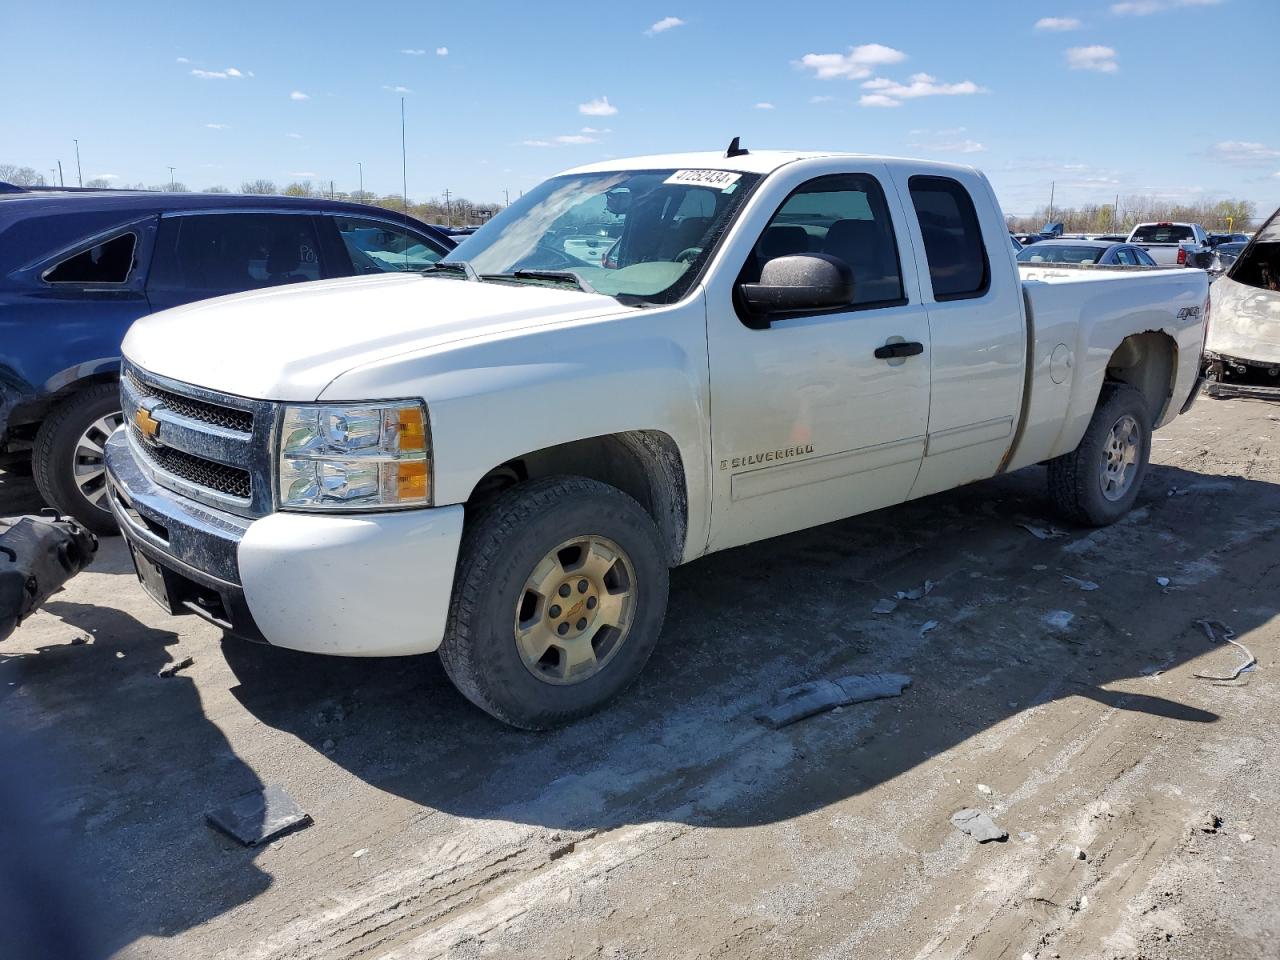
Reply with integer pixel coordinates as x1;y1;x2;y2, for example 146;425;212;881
1007;263;1208;473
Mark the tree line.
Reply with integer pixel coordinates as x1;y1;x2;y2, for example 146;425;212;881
1006;196;1260;235
0;163;499;227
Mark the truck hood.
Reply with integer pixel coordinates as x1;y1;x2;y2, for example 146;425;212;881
122;274;625;401
1207;275;1280;365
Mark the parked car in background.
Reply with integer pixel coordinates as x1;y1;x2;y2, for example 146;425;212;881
1016;238;1158;266
1206;241;1248;280
1127;221;1211;267
1205;207;1280;398
0;189;455;532
1009;234;1022;252
1209;232;1250;247
105;147;1206;727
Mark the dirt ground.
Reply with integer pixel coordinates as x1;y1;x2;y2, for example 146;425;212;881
3;395;1278;960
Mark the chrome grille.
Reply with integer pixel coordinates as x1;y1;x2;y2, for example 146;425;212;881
126;370;254;433
129;425;253;498
121;361;277;518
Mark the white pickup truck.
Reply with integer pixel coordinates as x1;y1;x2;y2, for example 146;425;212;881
105;148;1209;728
1128;221;1212;267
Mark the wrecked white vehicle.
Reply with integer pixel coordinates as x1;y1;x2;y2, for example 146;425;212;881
1205;208;1280;398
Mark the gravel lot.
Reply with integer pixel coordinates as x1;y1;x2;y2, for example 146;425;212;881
3;395;1278;960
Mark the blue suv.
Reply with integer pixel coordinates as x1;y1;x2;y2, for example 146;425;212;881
0;188;454;532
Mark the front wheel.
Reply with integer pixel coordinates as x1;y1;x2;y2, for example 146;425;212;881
439;477;669;729
32;384;124;535
1048;383;1151;526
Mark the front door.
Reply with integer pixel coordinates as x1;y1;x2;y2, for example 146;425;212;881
704;166;932;551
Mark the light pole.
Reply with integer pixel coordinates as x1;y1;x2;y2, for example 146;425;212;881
74;139;83;187
168;166;176;191
357;161;363;200
503;188;509;208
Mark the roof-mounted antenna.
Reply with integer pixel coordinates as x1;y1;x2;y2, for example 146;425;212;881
725;136;749;158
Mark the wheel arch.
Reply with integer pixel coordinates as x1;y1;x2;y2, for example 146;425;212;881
464;430;689;567
1103;330;1178;424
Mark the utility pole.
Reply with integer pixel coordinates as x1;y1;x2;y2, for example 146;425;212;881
74;139;83;187
400;97;408;215
357;161;363;200
329;179;334;200
1047;181;1055;223
168;166;176;191
503;188;509;208
57;161;64;187
443;188;452;225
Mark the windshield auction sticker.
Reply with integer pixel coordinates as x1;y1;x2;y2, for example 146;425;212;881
664;169;743;191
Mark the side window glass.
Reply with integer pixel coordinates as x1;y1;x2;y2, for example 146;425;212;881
1115;248;1136;266
44;232;137;284
907;176;990;301
334;217;444;273
742;173;904;310
148;214;321;293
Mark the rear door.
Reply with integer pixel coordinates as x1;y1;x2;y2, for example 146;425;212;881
145;211;328;311
887;168;1026;499
704;162;932;550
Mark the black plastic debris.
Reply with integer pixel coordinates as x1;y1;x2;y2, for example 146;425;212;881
157;655;194;678
206;785;312;846
951;808;1008;843
757;672;912;729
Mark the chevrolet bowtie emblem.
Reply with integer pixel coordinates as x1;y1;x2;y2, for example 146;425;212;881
134;406;161;443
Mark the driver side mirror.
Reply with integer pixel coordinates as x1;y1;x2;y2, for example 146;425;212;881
739;253;854;323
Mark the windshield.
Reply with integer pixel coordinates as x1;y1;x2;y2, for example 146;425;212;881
445;169;760;303
1131;224;1194;243
1017;244;1104;264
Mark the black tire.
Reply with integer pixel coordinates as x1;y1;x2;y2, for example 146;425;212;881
32;384;123;535
1048;383;1151;527
440;476;669;729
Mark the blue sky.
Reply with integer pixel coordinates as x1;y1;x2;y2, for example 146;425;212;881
3;0;1277;217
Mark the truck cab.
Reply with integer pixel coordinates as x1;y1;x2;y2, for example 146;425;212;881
104;148;1207;728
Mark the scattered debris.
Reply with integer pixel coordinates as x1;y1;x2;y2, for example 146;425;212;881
1073;847;1088;861
1192;620;1257;682
157;655;194;678
353;848;369;858
895;580;936;601
871;598;898;615
950;808;1007;843
1156;576;1171;587
1018;831;1038;843
1239;833;1255;843
206;784;312;847
1198;813;1223;833
1019;523;1067;541
1043;610;1075;631
919;620;939;637
70;634;89;646
1032;564;1048;571
1063;575;1100;591
757;673;912;729
976;784;993;796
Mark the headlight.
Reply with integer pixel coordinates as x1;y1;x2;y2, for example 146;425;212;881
277;402;431;511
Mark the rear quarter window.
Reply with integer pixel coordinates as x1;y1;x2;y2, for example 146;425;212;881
43;232;138;284
907;176;990;301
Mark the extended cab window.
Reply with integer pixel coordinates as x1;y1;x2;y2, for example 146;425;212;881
1131;224;1195;243
148;213;321;293
908;176;990;301
44;232;137;284
334;216;445;273
742;173;904;309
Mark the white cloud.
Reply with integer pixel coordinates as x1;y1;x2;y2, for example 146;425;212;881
286;132;303;139
1066;45;1119;72
1209;141;1280;165
383;85;412;93
916;137;987;153
858;72;985;107
580;126;611;134
176;56;190;64
579;96;618;116
754;101;775;110
204;122;229;130
1112;0;1222;14
401;48;426;55
191;66;248;80
436;47;448;56
646;16;685;35
1035;16;1082;30
809;95;836;103
289;171;317;178
556;134;597;144
797;43;907;80
290;90;310;100
522;139;552;147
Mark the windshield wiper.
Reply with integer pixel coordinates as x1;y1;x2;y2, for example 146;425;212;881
480;269;598;295
422;260;478;281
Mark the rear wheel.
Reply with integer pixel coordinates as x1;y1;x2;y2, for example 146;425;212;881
1048;383;1151;526
32;384;123;535
440;476;669;729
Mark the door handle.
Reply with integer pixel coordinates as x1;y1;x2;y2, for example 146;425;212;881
874;340;924;360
